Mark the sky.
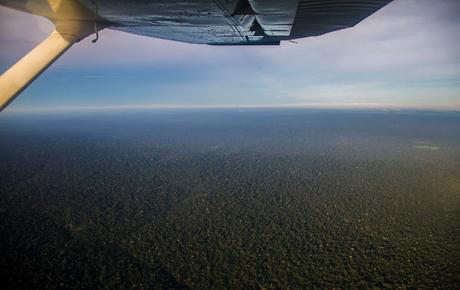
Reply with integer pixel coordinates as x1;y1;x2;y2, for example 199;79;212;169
0;0;460;112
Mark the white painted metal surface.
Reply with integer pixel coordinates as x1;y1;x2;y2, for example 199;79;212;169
0;31;76;111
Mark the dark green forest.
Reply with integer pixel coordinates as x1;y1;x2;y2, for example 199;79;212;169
1;110;459;289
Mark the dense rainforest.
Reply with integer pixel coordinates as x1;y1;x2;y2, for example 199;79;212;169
1;110;459;289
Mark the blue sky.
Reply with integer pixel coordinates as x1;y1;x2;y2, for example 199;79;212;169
1;0;460;111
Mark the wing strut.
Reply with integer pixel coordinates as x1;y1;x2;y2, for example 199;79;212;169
0;19;99;112
0;31;74;111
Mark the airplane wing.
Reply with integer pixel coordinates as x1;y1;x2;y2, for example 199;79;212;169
0;0;393;111
109;0;393;45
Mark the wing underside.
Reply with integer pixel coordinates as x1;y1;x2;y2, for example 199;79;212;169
93;0;393;45
0;0;392;45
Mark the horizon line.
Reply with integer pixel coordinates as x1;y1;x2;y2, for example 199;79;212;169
4;103;460;113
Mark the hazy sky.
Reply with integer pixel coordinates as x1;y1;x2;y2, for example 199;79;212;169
1;0;459;111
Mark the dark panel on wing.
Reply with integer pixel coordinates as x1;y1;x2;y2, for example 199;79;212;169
248;0;299;37
291;0;393;38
